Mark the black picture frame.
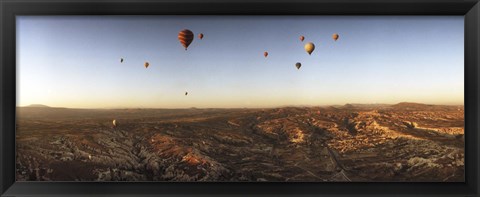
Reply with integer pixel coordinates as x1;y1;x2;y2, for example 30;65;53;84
1;0;479;196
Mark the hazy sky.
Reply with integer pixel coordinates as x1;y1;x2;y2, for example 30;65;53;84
17;16;464;108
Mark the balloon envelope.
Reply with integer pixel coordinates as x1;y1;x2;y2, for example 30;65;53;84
295;62;301;70
332;33;339;41
198;33;204;39
264;51;268;58
304;42;315;55
144;62;149;68
112;119;117;127
178;29;194;50
120;58;124;63
299;36;305;42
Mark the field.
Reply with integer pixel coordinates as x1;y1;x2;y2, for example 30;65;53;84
16;102;464;182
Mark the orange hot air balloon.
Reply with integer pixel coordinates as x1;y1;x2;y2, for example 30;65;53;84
332;33;339;41
144;62;149;68
304;42;315;55
198;33;204;40
178;29;194;50
264;51;268;58
299;36;305;42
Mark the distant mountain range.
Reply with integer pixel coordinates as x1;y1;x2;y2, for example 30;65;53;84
24;104;51;108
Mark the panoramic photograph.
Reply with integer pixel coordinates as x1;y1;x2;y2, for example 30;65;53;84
16;16;464;182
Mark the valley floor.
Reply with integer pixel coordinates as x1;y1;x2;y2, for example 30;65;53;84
16;103;464;182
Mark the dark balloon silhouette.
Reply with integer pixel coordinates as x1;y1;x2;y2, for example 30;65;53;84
295;62;302;70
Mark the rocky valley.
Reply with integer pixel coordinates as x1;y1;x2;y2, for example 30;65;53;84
16;102;464;182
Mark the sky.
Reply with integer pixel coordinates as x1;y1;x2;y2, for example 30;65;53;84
16;16;464;108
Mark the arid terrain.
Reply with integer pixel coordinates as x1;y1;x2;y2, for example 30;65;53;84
16;102;464;182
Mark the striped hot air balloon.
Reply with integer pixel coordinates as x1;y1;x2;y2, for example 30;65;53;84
178;29;194;50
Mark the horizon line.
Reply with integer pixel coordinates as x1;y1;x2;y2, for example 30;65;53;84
17;102;465;110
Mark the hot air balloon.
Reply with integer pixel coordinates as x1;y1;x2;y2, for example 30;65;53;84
112;119;117;128
304;42;315;55
198;33;204;40
185;91;188;96
88;155;92;160
264;51;268;58
178;29;194;50
144;62;149;68
295;62;302;70
299;36;305;42
332;33;339;41
120;58;124;63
